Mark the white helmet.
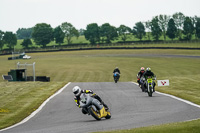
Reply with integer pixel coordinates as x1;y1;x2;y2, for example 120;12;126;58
140;67;145;71
146;67;151;71
72;86;81;96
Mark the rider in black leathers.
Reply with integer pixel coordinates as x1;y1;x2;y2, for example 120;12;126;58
137;67;145;86
113;67;121;74
113;67;121;81
143;67;156;92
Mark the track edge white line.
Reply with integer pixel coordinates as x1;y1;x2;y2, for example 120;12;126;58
131;81;200;108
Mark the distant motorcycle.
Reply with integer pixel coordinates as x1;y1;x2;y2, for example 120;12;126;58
113;72;120;83
140;78;145;92
79;93;111;120
137;76;145;92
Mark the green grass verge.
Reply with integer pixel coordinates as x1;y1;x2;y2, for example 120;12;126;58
0;49;200;132
94;119;200;133
0;81;65;129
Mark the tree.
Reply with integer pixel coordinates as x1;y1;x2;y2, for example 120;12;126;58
151;17;162;41
166;18;177;40
195;19;200;39
158;14;170;40
79;29;85;36
53;26;65;45
3;31;17;50
0;30;4;51
194;16;200;39
32;23;54;48
172;12;185;40
117;25;131;42
183;17;194;40
21;38;32;49
72;27;79;39
60;22;79;44
99;23;118;43
16;28;33;39
132;22;146;41
84;23;100;44
145;21;152;40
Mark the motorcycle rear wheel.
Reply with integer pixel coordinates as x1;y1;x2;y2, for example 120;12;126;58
141;84;145;92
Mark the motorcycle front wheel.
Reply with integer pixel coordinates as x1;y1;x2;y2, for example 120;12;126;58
88;106;101;120
148;86;153;97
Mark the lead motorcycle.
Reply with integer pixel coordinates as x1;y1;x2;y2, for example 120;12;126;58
79;93;111;120
143;76;156;97
113;72;120;83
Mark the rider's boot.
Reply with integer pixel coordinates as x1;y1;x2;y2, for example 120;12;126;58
153;83;156;92
102;102;109;111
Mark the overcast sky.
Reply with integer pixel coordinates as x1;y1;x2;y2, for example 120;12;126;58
0;0;200;33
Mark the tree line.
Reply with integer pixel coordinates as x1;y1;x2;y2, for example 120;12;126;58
0;12;200;51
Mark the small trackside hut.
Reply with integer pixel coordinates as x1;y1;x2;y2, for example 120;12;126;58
8;69;26;81
2;62;50;82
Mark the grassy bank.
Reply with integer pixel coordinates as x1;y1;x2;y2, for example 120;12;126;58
0;49;200;131
94;119;200;133
0;81;65;129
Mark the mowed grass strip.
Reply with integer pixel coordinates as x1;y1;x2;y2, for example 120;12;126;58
94;119;200;133
0;81;66;129
0;49;200;131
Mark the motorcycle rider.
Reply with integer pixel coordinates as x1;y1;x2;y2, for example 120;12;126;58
137;67;145;86
113;67;121;78
113;67;121;74
143;67;156;92
72;86;109;114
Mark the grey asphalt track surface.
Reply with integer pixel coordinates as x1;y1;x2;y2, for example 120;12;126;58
1;82;200;133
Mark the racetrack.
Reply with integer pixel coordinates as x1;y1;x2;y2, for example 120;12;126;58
1;82;200;133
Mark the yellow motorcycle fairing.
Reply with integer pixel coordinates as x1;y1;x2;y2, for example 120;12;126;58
91;107;101;118
147;78;153;87
100;107;109;117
